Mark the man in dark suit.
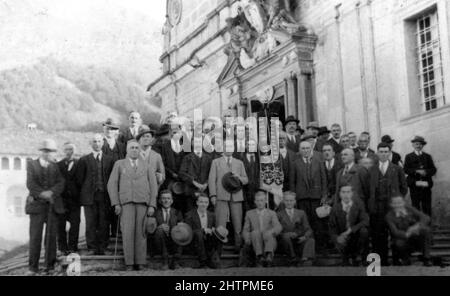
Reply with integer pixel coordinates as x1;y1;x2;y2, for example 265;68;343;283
102;118;126;163
329;185;370;266
354;133;377;164
316;126;331;153
279;131;297;192
241;149;259;212
179;149;213;213
289;141;327;246
404;136;437;217
386;195;432;266
77;134;114;255
26;139;65;275
327;123;343;154
335;148;370;207
153;190;184;270
322;144;344;202
381;135;403;167
277;192;315;266
284;116;302;153
56;142;81;255
119;111;143;144
368;142;408;266
185;194;222;269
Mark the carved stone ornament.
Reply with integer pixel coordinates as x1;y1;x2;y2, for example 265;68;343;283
168;0;182;26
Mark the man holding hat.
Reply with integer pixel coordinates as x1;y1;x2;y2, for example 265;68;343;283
107;140;158;271
381;135;403;167
284;116;302;153
77;134;114;256
404;136;437;217
153;190;184;270
137;125;165;188
26;139;65;275
185;194;222;269
209;147;248;252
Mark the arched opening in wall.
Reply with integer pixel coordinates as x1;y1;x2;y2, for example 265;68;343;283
1;157;10;170
6;185;28;218
13;158;21;170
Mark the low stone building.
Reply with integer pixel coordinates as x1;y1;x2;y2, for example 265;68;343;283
147;0;450;225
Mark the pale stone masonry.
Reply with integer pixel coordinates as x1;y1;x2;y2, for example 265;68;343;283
148;0;450;225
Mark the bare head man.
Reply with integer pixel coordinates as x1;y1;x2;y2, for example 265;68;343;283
283;191;296;210
299;141;312;159
348;132;357;147
341;148;355;165
377;142;392;163
358;133;370;150
129;111;141;127
331;124;342;140
91;134;104;152
322;144;335;161
63;142;76;159
127;140;140;160
279;131;287;149
255;191;267;210
196;193;210;213
159;190;174;209
341;135;350;149
339;185;354;204
360;157;374;170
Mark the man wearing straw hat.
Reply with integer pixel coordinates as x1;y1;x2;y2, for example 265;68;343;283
26;139;65;275
107;140;158;271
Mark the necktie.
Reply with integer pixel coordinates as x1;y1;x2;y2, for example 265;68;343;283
288;209;294;221
164;209;169;223
132;160;137;171
344;165;349;176
326;161;331;171
96;154;100;163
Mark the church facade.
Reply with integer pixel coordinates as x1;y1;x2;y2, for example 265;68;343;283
147;0;450;225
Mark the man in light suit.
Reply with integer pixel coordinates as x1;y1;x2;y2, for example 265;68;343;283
335;148;370;207
277;192;315;266
289;141;327;246
209;148;248;252
137;125;165;188
107;140;158;271
242;191;282;267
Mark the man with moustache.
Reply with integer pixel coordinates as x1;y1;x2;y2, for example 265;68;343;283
137;125;165;188
119;111;143;144
284;116;302;153
102;118;126;163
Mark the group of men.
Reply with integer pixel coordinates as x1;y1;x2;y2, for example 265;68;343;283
25;112;438;275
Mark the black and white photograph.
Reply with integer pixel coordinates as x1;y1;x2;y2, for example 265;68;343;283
1;0;450;283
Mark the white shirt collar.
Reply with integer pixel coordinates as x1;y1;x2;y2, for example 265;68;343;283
379;160;389;169
93;151;102;159
342;201;353;212
346;162;354;171
326;158;335;168
129;158;138;165
415;150;422;156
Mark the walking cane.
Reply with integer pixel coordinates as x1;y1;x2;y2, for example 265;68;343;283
112;213;121;271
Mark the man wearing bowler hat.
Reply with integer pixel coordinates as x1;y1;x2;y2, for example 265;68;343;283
26;139;65;275
137;125;165;188
381;135;403;167
284;116;302;153
404;136;437;217
209;144;248;252
185;194;222;269
107;140;158;271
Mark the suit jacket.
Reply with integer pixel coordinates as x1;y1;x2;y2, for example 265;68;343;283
368;162;408;214
185;209;215;231
57;158;80;207
155;207;183;228
286;134;302;153
277;208;312;238
102;138;126;163
354;148;378;163
289;156;327;200
329;199;369;240
241;153;260;197
142;148;166;186
208;157;248;202
107;158;158;208
26;159;65;214
77;153;114;206
327;138;343;154
386;205;430;239
404;151;437;189
153;138;185;184
179;152;213;196
324;157;344;199
242;209;282;239
335;164;370;205
280;149;298;191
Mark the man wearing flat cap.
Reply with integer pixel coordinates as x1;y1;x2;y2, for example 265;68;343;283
107;140;158;271
26;139;65;275
404;136;437;217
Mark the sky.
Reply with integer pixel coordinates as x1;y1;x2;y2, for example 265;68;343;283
0;0;166;82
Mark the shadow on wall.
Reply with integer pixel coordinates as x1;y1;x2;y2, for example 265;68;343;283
433;180;450;227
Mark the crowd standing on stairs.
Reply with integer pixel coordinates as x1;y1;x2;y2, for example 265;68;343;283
24;112;439;275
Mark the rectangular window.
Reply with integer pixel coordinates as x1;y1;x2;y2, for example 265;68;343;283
416;10;445;111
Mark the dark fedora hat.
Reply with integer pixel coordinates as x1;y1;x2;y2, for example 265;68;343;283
411;136;427;145
136;125;156;141
222;172;243;194
381;135;395;144
171;223;193;246
213;226;229;243
156;124;171;136
318;126;331;136
284;115;300;126
102;118;120;130
169;181;186;195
